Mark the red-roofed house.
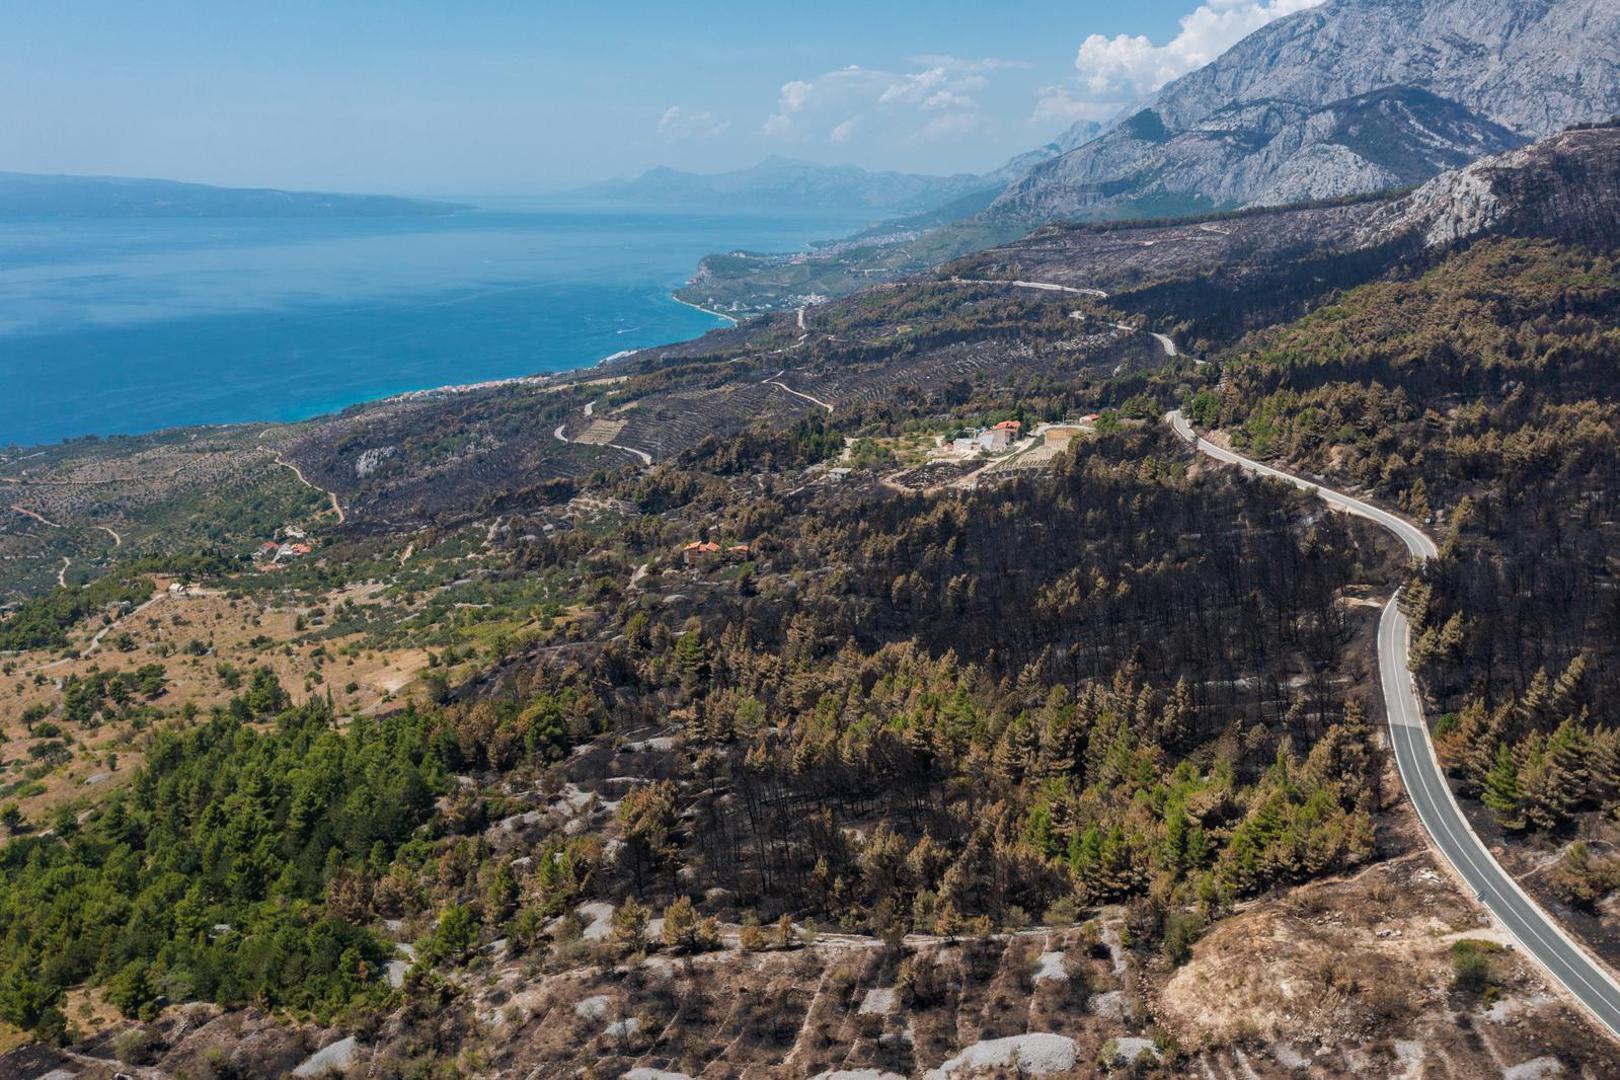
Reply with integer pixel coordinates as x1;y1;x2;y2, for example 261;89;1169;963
682;540;721;565
978;419;1024;451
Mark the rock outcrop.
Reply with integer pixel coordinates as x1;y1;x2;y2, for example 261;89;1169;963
992;0;1620;222
1357;125;1620;248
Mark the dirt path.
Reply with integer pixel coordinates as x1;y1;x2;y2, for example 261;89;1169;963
553;409;652;465
98;524;122;547
949;275;1109;298
1071;310;1187;361
17;588;166;675
1151;332;1181;358
57;557;70;588
610;442;654;465
82;593;164;658
767;305;816;357
9;504;63;528
768;379;835;414
271;452;345;524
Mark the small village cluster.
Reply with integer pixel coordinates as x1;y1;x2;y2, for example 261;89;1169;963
254;527;314;569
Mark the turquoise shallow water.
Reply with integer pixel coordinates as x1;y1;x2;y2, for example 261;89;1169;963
0;204;864;447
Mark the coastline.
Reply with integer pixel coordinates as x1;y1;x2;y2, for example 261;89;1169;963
5;306;729;448
4;207;803;446
12;294;739;446
382;372;554;404
0;205;837;447
386;341;648;404
14;330;680;448
671;293;740;325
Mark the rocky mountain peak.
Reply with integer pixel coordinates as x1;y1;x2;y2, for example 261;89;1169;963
997;0;1620;223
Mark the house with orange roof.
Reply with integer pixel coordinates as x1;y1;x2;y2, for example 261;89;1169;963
978;419;1024;451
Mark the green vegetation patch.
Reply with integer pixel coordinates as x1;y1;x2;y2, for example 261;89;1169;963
0;573;154;653
0;695;447;1039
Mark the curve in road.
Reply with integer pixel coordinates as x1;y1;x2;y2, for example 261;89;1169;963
768;379;835;414
271;453;346;525
553;408;654;467
1167;409;1620;1039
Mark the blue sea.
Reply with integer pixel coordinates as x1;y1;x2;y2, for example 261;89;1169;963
0;203;867;447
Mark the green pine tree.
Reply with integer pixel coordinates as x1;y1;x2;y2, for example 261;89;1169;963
1482;742;1524;829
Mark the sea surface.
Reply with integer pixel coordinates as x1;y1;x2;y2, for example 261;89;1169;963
0;202;867;447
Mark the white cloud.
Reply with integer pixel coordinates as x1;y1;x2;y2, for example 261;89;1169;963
924;90;976;111
780;79;814;113
878;67;981;108
1029;86;1122;128
910;54;1033;73
916;111;983;141
1074;0;1321;100
761;79;816;135
656;106;729;142
762;63;989;147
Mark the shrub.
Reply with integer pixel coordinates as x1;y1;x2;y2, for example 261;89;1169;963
1450;939;1503;997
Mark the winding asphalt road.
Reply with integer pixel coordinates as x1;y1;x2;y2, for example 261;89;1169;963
1167;409;1620;1039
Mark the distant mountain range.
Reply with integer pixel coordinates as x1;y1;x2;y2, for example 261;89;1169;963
576;155;1050;217
0;172;461;218
688;0;1620;313
992;0;1620;220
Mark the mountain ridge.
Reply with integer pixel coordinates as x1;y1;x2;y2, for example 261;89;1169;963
0;171;462;218
997;0;1620;220
576;156;1006;216
1357;122;1620;247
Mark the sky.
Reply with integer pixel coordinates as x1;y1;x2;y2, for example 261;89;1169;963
0;0;1320;195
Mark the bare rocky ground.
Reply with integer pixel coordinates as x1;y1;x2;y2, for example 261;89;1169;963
1464;804;1620;980
12;722;1618;1080
1157;848;1618;1078
15;836;1616;1079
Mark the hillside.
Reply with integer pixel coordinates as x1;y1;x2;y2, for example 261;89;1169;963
664;152;1059;318
5;125;1620;1076
1358;124;1620;247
